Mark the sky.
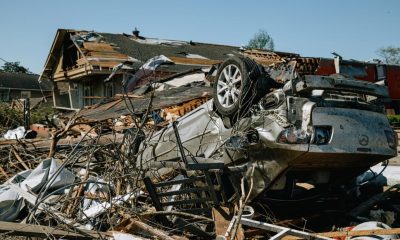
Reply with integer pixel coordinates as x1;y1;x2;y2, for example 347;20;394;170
0;0;399;74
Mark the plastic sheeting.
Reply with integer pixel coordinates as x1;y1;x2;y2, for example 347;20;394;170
3;126;26;140
126;55;172;92
0;158;75;221
371;164;400;186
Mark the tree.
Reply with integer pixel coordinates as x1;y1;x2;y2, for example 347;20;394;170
246;29;275;51
0;61;29;73
377;46;400;65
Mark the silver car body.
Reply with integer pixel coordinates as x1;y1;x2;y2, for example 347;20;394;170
137;74;397;199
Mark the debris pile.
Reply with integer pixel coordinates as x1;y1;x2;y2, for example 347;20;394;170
1;120;400;239
1;51;400;239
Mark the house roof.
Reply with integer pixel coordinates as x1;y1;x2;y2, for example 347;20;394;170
40;29;240;81
100;32;238;63
0;72;52;91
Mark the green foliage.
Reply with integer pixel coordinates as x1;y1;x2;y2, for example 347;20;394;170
246;29;275;50
377;46;400;65
0;103;24;130
31;105;56;124
0;103;56;134
1;61;29;73
387;115;400;127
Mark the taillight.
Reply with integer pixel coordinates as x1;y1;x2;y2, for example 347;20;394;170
385;130;397;149
312;126;332;145
277;127;310;144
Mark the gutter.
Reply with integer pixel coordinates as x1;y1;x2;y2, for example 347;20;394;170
0;87;52;92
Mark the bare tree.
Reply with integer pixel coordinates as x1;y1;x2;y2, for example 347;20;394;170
246;29;274;51
377;46;400;65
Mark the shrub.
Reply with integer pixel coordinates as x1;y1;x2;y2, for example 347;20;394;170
0;103;24;130
387;115;400;128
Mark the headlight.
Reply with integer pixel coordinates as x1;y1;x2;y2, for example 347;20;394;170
312;126;332;145
277;127;310;144
385;130;397;150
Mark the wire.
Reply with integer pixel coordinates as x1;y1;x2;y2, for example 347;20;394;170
358;159;389;186
0;57;8;63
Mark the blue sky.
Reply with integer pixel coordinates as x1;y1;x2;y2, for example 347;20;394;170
0;0;399;74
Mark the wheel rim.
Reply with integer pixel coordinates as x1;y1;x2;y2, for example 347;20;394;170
216;64;242;108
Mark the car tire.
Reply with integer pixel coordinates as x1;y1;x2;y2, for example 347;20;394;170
213;56;268;125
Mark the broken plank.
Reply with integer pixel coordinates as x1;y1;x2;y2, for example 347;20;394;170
0;166;9;180
12;148;30;170
123;218;175;240
168;56;221;66
238;218;332;240
114;93;144;98
319;228;400;238
283;227;400;239
212;206;234;238
105;98;123;110
82;42;114;51
0;221;103;239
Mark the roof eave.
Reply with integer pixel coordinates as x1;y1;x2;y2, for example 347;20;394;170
39;29;76;82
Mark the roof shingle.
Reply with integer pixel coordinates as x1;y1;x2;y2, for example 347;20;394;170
0;72;52;91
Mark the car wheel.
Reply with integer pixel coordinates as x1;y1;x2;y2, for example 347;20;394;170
213;56;267;125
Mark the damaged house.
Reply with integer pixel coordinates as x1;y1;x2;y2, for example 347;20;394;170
39;28;400;115
39;29;239;111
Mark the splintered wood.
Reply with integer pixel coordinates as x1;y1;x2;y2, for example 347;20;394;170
161;98;208;122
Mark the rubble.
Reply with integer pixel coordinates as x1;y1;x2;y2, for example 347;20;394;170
2;44;400;239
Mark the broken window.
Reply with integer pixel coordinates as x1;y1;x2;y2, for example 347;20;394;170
340;64;367;78
62;37;79;70
104;82;115;97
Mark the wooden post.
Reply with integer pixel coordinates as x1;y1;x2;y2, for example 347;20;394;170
0;221;103;239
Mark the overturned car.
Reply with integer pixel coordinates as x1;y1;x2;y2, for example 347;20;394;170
134;56;397;201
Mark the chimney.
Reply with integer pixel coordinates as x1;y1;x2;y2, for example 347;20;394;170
132;27;140;38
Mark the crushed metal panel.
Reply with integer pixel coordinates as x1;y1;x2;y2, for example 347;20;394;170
293;74;389;98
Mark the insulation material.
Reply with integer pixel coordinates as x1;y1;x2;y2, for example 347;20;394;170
0;158;75;221
163;72;206;87
3;127;26;140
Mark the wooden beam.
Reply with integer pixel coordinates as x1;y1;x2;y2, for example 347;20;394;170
168;56;221;66
12;148;30;170
69;33;91;71
212;207;241;239
82;42;114;51
0;166;9;180
237;218;333;240
283;227;400;239
0;221;103;239
53;68;114;81
319;228;400;238
127;219;175;240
